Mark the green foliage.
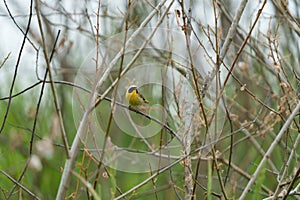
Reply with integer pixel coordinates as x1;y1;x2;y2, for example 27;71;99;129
1;0;300;199
252;162;266;200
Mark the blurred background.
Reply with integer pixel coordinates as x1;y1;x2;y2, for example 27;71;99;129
0;0;299;199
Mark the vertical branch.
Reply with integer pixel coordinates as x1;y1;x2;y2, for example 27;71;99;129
211;1;229;198
94;0;101;71
178;1;198;199
203;0;248;87
34;0;70;158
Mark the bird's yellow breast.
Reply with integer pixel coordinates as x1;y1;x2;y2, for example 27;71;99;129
126;90;141;106
126;85;149;106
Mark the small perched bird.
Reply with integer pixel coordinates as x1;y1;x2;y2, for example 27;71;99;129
126;85;149;106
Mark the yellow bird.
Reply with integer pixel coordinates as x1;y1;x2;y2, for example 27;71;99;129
126;85;149;106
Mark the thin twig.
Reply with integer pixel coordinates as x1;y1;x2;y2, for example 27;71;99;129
274;128;300;198
211;147;228;199
3;0;37;50
0;169;40;200
203;0;248;87
71;170;101;200
0;0;33;134
114;149;186;200
283;167;300;200
35;0;70;157
239;99;300;199
95;0;170;96
95;0;174;105
218;157;272;194
0;52;11;69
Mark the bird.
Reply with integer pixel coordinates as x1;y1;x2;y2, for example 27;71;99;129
125;85;149;106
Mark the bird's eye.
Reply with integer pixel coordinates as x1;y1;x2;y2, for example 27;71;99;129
128;86;137;93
